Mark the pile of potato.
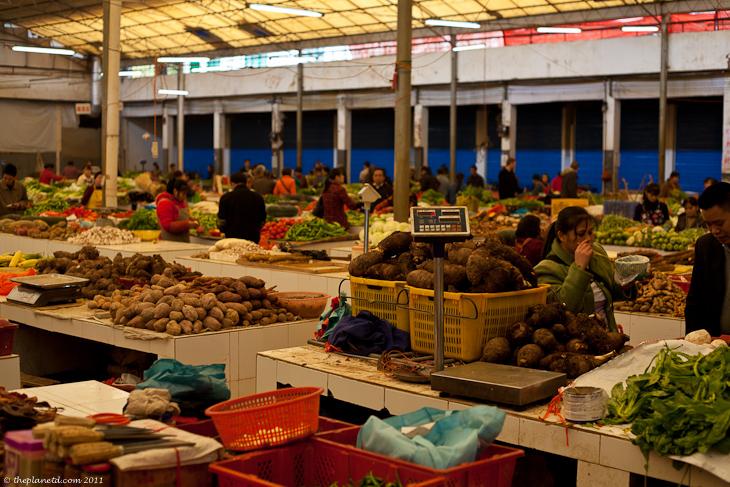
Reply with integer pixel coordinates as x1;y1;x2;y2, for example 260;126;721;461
349;232;537;293
89;269;301;336
481;303;630;378
36;246;200;298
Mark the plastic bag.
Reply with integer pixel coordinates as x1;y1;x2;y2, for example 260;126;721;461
136;359;230;416
357;406;505;469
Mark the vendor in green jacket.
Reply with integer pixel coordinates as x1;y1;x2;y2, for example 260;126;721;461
535;206;623;332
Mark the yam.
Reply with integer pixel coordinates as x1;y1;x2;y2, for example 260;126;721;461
506;322;532;347
241;276;265;288
165;321;182;336
159;295;174;306
169;311;184;322
532;329;559;351
481;337;512;364
204;316;222;331
153;303;171;319
182;305;198;322
477;239;538;287
377;232;413;257
157;277;175;288
217;291;242;303
221;318;234;329
348;250;385;277
566;338;589;354
251;311;263;321
368;262;404;281
516;344;544;368
209;307;225;321
180;320;193;335
406;269;434;289
248;288;262;300
201;293;217;310
153;318;168;333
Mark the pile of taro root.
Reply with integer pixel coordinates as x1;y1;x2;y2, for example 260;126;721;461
89;269;301;336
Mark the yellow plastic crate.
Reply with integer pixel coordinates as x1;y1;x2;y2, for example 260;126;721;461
349;277;410;333
550;198;589;221
407;285;549;361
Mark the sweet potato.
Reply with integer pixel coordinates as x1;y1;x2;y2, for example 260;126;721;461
153;303;171;319
166;321;182;336
201;293;217;310
204;316;222;331
153;318;168;333
241;276;265;288
180;320;193;335
169;311;184;322
217;291;242;303
209;307;225;322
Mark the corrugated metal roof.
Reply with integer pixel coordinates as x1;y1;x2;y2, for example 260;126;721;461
0;0;712;59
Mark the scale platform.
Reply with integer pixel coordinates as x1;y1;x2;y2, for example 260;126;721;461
430;362;567;406
7;274;89;307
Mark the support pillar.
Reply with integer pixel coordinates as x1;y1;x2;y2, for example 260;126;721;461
476;106;488;180
213;103;225;176
413;104;428;172
561;103;577;170
336;95;351;179
658;14;669;183
449;31;457;183
602;83;621;194
101;0;121;207
223;115;231;176
55;105;62;174
722;77;730;181
271;100;283;177
162;105;172;170
664;103;677;180
393;0;413;222
296;61;304;171
500;99;516;166
176;69;185;172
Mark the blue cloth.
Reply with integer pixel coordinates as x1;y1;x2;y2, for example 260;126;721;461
357;406;506;469
327;310;409;356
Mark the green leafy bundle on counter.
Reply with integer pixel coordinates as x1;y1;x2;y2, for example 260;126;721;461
604;345;730;457
420;189;445;205
121;209;159;230
24;198;69;216
599;215;637;232
496;198;544;210
191;210;218;231
284;217;347;241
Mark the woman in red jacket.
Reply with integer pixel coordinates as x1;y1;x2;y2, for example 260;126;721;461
155;179;198;242
320;169;357;229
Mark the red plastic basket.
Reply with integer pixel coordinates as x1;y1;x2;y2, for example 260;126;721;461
177;416;352;441
210;438;446;486
317;427;524;487
205;387;322;451
0;321;17;356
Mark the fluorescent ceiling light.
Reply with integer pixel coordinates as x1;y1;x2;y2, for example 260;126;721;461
12;45;75;56
157;56;210;63
425;19;480;29
249;3;323;17
537;26;582;34
452;43;487;52
158;89;189;96
119;70;142;77
616;17;644;23
621;25;659;32
690;10;715;15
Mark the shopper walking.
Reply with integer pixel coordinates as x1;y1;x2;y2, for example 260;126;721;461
686;182;730;336
319;169;358;229
218;173;266;243
155;179;198;243
466;165;485;188
498;158;520;200
535;206;624;331
634;183;670;226
0;164;30;216
560;161;579;198
273;168;297;196
39;164;63;184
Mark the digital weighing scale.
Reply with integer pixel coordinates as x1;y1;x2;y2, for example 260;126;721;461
7;274;89;307
411;206;565;406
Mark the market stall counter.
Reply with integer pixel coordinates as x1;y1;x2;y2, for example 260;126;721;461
257;345;729;487
1;301;317;398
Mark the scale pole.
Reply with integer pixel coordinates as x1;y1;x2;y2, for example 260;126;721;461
433;242;445;372
363;207;371;251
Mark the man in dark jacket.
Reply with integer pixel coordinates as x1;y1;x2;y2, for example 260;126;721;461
498;157;520;200
218;172;266;243
686;182;730;336
561;161;579;198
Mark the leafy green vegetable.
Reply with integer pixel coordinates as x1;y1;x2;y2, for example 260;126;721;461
346;210;365;226
284;217;347;241
599;215;637;232
496;198;544;210
120;209;159;230
420;189;445;205
191;210;218;231
604;345;730;457
24;198;69;216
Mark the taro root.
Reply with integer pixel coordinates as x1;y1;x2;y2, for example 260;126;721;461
368;262;404;281
566;354;594;379
506;321;532;347
525;303;566;329
377;232;413;258
533;328;559;351
481;337;512;364
348;250;385;277
447;246;473;266
566;338;589;354
551;323;569;342
406;269;434;290
477;239;538;287
516;344;544;368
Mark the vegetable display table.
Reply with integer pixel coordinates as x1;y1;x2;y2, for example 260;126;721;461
257;345;728;487
615;311;685;345
176;256;350;297
1;301;317;398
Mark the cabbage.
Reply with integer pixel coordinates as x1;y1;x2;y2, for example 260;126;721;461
398;222;411;232
371;222;385;233
384;220;399;232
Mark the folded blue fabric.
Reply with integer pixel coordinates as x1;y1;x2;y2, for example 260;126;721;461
327;310;409;356
357;406;505;469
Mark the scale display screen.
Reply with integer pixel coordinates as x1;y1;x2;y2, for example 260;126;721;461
410;206;470;237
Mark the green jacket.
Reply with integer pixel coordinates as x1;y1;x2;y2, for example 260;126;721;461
534;240;622;331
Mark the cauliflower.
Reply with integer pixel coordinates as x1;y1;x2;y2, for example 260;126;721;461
685;329;711;345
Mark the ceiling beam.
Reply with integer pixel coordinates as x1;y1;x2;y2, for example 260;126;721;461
120;0;730;63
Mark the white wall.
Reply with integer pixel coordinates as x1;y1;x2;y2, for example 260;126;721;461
120;30;730;104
